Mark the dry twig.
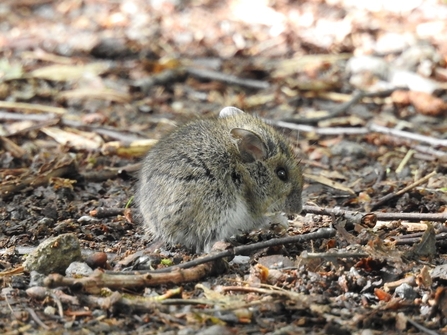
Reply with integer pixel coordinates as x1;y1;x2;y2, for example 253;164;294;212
146;227;336;274
44;258;228;293
0;155;76;199
303;205;447;223
281;89;397;125
25;308;49;330
186;67;270;90
370;170;437;210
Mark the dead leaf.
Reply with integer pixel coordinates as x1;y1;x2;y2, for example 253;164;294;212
374;288;392;302
101;139;158;157
41;127;104;151
29;63;110;82
0;136;26;158
0;58;24;82
50;177;76;190
416;266;432;289
304;173;356;195
319;115;365;127
57;88;131;103
404;222;436;260
391;90;411;105
408;91;447;116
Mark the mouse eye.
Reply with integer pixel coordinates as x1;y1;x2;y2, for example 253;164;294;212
276;167;287;181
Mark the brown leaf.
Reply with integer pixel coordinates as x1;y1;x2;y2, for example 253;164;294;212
30;63;110;81
374;288;392;302
405;222;436;260
391;89;411;105
416;265;432;289
408;91;447;116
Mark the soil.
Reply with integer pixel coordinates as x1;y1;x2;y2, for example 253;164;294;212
1;0;447;334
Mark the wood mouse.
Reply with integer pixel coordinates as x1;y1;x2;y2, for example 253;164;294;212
136;107;303;252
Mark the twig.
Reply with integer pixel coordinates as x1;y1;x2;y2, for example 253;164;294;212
90;207;128;218
133;68;187;93
1;111;149;142
80;163;141;183
48;292;64;318
414;145;447;158
271;121;370;135
370;170;437;210
0;101;67;114
143;227;336;274
44;257;228;292
7;118;61;137
186;67;270;90
405;316;439;335
26;287;80;305
0;155;76;199
300;251;369;259
79;291;245;314
281;89;397;125
395;149;415;174
282;91;364;125
303;205;447;223
273;120;447;158
369;124;447;147
3;291;14;314
3;0;54;5
391;232;447;245
0;111;58;122
25;307;49;330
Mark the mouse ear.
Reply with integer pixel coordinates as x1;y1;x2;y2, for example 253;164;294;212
219;106;245;118
231;128;267;162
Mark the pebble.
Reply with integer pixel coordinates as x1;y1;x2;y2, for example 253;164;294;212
23;233;82;275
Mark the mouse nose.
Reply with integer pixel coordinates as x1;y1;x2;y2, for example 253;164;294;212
285;190;303;214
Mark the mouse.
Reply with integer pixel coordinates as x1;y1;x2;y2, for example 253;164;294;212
136;106;303;252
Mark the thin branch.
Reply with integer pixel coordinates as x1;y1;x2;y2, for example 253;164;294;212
0;111;146;142
303;205;447;222
271;121;370;135
281;89;398;125
369;124;447;147
370;170;437;210
0;100;67;114
186;67;270;90
300;251;369;259
133;68;186;93
132;227;336;274
0;155;76;199
405;316;440;335
25;308;49;330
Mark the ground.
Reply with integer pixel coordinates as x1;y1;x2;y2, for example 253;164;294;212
1;0;447;334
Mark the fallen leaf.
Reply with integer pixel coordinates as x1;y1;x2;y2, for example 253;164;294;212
375;288;392;302
408;91;447;116
41;127;104;150
30;62;110;82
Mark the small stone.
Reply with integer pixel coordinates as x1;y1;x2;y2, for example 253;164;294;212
23;233;82;275
65;262;93;277
331;140;367;158
29;271;46;287
230;255;250;265
395;283;417;300
44;306;56;316
85;252;108;269
197;325;233;335
91;309;107;318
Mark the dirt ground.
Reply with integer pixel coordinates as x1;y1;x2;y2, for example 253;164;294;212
1;0;447;334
